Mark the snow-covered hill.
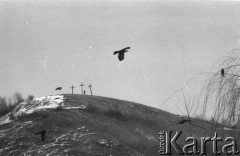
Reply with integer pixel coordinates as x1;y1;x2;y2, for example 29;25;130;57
0;95;86;126
0;94;226;155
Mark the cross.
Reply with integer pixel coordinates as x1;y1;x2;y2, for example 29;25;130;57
79;82;84;95
88;84;93;96
70;85;75;94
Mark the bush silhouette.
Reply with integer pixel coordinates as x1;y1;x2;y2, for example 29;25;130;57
0;92;34;118
14;92;24;104
27;95;34;101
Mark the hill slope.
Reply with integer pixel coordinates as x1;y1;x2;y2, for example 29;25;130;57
0;94;227;155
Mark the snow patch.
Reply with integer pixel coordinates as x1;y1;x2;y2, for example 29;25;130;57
0;95;87;125
98;139;109;146
0;116;10;125
64;105;86;110
135;128;157;142
14;95;65;116
0;114;11;125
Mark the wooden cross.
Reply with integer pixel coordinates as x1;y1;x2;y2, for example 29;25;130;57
79;83;84;95
88;84;93;96
70;85;75;94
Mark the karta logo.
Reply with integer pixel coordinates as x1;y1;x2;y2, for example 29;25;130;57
159;131;239;155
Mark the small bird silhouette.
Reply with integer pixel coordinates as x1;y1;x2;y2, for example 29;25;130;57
35;130;47;142
178;116;190;124
113;47;130;61
55;87;62;91
221;68;225;77
178;119;189;124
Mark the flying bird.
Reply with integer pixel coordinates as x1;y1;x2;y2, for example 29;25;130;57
221;68;225;77
55;87;62;91
35;130;47;142
113;47;130;61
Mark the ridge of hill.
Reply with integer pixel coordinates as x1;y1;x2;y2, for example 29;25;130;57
0;94;229;155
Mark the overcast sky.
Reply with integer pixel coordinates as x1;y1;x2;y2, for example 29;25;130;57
0;0;240;115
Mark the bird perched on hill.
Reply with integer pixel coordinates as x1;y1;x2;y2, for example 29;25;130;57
178;116;190;124
221;68;225;77
178;119;190;124
35;130;47;142
113;47;130;61
55;87;62;91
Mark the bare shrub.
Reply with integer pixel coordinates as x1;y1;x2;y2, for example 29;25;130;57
13;92;24;104
27;95;34;101
0;97;8;117
0;96;18;117
201;49;240;127
0;92;34;118
26;95;34;104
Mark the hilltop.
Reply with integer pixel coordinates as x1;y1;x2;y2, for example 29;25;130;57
0;94;233;155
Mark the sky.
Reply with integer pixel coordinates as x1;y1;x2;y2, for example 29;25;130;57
0;0;240;115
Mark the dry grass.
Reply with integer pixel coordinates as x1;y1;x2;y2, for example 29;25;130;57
200;49;240;127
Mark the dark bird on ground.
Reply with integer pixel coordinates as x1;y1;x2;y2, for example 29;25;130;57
35;130;47;142
221;68;225;76
178;116;190;124
113;47;130;61
55;87;62;91
178;119;189;124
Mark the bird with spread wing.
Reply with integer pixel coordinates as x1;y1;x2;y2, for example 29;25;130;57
55;87;62;91
113;47;130;61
